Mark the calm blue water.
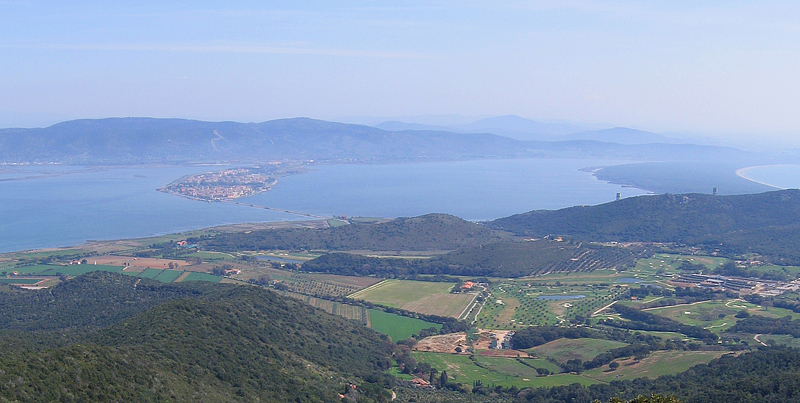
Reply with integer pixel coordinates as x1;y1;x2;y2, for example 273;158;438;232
537;295;586;300
0;159;647;253
737;164;800;189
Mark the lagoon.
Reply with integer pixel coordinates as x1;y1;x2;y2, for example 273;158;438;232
0;159;648;253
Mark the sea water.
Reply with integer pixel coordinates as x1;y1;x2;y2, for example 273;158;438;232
736;164;800;190
0;159;648;253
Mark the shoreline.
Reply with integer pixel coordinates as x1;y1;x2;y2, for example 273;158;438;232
735;165;791;190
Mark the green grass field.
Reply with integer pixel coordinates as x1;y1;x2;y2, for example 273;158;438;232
137;268;165;279
4;265;62;275
582;350;728;381
0;278;42;284
181;272;222;283
528;338;629;363
38;265;124;276
184;251;235;262
9;264;124;277
368;309;441;341
153;269;183;282
412;352;599;388
350;279;455;305
350;279;475;318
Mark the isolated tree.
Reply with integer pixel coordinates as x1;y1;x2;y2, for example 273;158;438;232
609;361;620;370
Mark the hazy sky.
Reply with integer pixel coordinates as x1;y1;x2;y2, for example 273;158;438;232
1;1;799;144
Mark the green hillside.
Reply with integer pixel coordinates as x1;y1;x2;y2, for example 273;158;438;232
489;189;800;264
201;213;509;252
0;272;395;402
302;239;639;278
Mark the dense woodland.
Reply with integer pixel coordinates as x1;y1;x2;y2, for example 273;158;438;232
199;213;508;252
0;272;395;402
488;190;800;264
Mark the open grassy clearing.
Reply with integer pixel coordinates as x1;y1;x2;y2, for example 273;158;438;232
37;264;124;276
0;278;43;284
350;279;455;304
350;279;475;318
582;350;729;381
412;352;599;388
137;268;165;279
183;251;235;261
153;269;183;282
3;264;64;275
258;250;321;261
745;264;800;278
754;334;800;349
368;309;441;341
528;338;629;363
526;269;621;283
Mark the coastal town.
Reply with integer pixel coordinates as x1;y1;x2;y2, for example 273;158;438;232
158;167;278;201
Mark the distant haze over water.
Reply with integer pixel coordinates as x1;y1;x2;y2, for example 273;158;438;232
0;159;648;253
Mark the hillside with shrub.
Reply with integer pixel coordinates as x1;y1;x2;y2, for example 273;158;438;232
488;190;800;264
302;240;640;278
200;213;509;252
0;272;395;402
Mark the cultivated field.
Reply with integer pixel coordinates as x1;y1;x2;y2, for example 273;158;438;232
350;279;476;318
476;280;626;329
86;255;189;269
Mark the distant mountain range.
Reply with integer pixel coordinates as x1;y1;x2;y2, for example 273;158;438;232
376;115;690;144
0;116;750;165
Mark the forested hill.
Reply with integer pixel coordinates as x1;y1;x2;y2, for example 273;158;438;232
0;117;748;164
302;240;640;278
0;272;395;402
488;189;800;264
200;213;509;252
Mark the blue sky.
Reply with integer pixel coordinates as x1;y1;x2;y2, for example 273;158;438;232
1;1;799;145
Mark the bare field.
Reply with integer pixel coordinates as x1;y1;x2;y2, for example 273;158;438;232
413;332;469;354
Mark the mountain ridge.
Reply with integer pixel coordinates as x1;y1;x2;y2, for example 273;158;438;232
0;116;750;164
